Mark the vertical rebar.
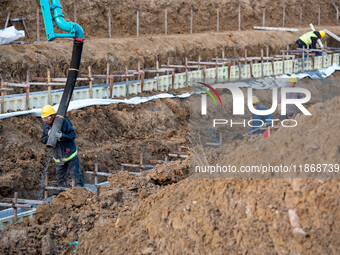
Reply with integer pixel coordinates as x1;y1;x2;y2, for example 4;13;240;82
108;8;111;38
137;10;140;37
238;5;241;31
26;70;30;110
262;8;266;27
36;8;40;41
165;9;168;35
190;9;193;34
217;8;219;32
283;3;286;27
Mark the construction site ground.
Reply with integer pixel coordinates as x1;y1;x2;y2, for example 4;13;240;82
1;0;340;254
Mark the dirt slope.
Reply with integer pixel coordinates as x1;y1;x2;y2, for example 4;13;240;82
0;90;339;255
1;26;340;85
1;0;338;41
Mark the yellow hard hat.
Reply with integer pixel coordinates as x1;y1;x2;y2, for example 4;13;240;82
41;105;56;118
252;96;259;104
288;75;297;83
319;30;325;38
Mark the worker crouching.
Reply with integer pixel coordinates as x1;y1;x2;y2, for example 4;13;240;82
40;105;84;190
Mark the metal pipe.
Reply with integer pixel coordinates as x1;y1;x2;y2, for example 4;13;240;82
50;0;84;39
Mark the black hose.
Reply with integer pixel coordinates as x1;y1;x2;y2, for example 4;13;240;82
47;39;84;148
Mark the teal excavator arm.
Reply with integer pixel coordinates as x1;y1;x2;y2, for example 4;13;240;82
39;0;84;148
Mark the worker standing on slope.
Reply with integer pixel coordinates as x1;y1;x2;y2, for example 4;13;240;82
278;76;305;120
248;96;273;135
296;30;325;51
40;105;84;192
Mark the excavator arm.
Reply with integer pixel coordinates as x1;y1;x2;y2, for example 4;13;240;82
39;0;84;148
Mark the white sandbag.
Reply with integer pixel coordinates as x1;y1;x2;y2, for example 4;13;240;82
0;26;25;45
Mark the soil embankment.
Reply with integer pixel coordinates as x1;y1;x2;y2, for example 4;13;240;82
0;94;339;254
1;26;340;85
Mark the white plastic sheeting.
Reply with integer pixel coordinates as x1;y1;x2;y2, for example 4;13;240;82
0;26;25;45
0;93;191;119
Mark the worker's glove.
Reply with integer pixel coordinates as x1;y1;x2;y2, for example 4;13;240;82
55;131;62;139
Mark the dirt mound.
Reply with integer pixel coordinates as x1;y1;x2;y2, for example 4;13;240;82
0;95;340;254
77;178;340;254
147;158;190;185
75;96;340;254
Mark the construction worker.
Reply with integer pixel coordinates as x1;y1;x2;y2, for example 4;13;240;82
278;75;305;120
296;30;325;51
248;96;273;135
40;105;84;190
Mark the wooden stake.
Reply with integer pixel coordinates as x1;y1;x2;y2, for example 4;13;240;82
137;10;140;37
215;56;218;82
185;58;188;87
165;9;168;35
300;5;303;26
108;8;111;38
217;8;219;32
238;61;242;80
262;8;266;27
261;49;264;77
238;5;241;31
141;71;145;92
318;5;321;25
106;63;110;84
1;79;5;113
109;76;114;98
94;164;98;185
227;62;231;81
250;59;253;78
36;8;40;42
72;179;75;188
47;69;52;105
12;192;18;223
190;9;193;34
88;66;93;98
26;70;30;110
302;46;305;72
282;53;285;74
44;172;48;199
138;59;141;80
203;66;206;83
156;61;160;90
139;152;143;172
125;66;129;96
171;69;175;89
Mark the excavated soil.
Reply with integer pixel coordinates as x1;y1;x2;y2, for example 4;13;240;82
1;0;339;41
0;97;189;199
0;73;339;254
0;95;340;254
1;0;340;252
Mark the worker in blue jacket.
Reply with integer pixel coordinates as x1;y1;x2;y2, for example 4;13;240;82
248;96;273;135
40;105;84;189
